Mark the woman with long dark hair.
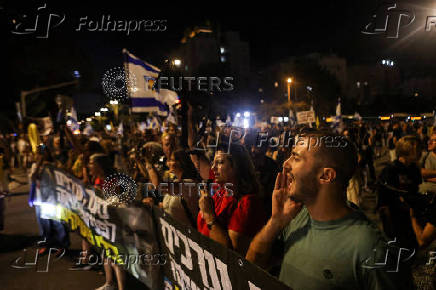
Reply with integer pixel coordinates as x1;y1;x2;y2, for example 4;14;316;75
198;143;266;256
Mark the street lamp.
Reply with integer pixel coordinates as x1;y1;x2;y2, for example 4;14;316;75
286;77;293;108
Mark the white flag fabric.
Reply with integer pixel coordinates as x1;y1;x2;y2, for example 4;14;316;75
70;106;78;122
117;122;123;136
433;110;436;127
354;112;362;121
138;122;147;132
332;98;343;133
67;106;80;132
158;89;179;107
166;105;177;125
83;123;94;136
123;49;168;115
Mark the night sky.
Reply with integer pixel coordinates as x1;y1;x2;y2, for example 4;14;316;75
2;0;436;119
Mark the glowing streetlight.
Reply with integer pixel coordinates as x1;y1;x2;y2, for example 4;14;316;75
286;77;293;109
173;59;182;66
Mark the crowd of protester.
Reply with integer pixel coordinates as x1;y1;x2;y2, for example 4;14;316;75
1;112;436;289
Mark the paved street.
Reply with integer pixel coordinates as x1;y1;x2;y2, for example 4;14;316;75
0;169;145;290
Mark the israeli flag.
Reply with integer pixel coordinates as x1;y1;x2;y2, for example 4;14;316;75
117;122;123;136
123;49;167;116
147;116;161;129
66;106;80;132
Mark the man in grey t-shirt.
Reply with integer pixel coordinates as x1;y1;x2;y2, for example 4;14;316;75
246;132;412;290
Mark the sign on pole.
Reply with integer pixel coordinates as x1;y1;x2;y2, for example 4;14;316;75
296;111;315;124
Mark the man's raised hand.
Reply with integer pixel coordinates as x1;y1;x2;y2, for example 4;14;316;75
271;171;302;230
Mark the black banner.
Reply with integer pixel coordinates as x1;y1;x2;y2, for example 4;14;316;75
38;165;291;290
38;166;161;289
153;203;291;290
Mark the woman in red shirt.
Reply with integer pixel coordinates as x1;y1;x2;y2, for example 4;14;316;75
198;143;266;256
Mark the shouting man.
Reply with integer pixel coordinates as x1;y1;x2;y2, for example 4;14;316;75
246;131;412;290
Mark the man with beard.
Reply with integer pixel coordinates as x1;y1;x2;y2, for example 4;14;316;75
246;131;412;290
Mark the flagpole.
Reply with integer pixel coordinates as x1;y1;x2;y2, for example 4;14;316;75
122;49;132;119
